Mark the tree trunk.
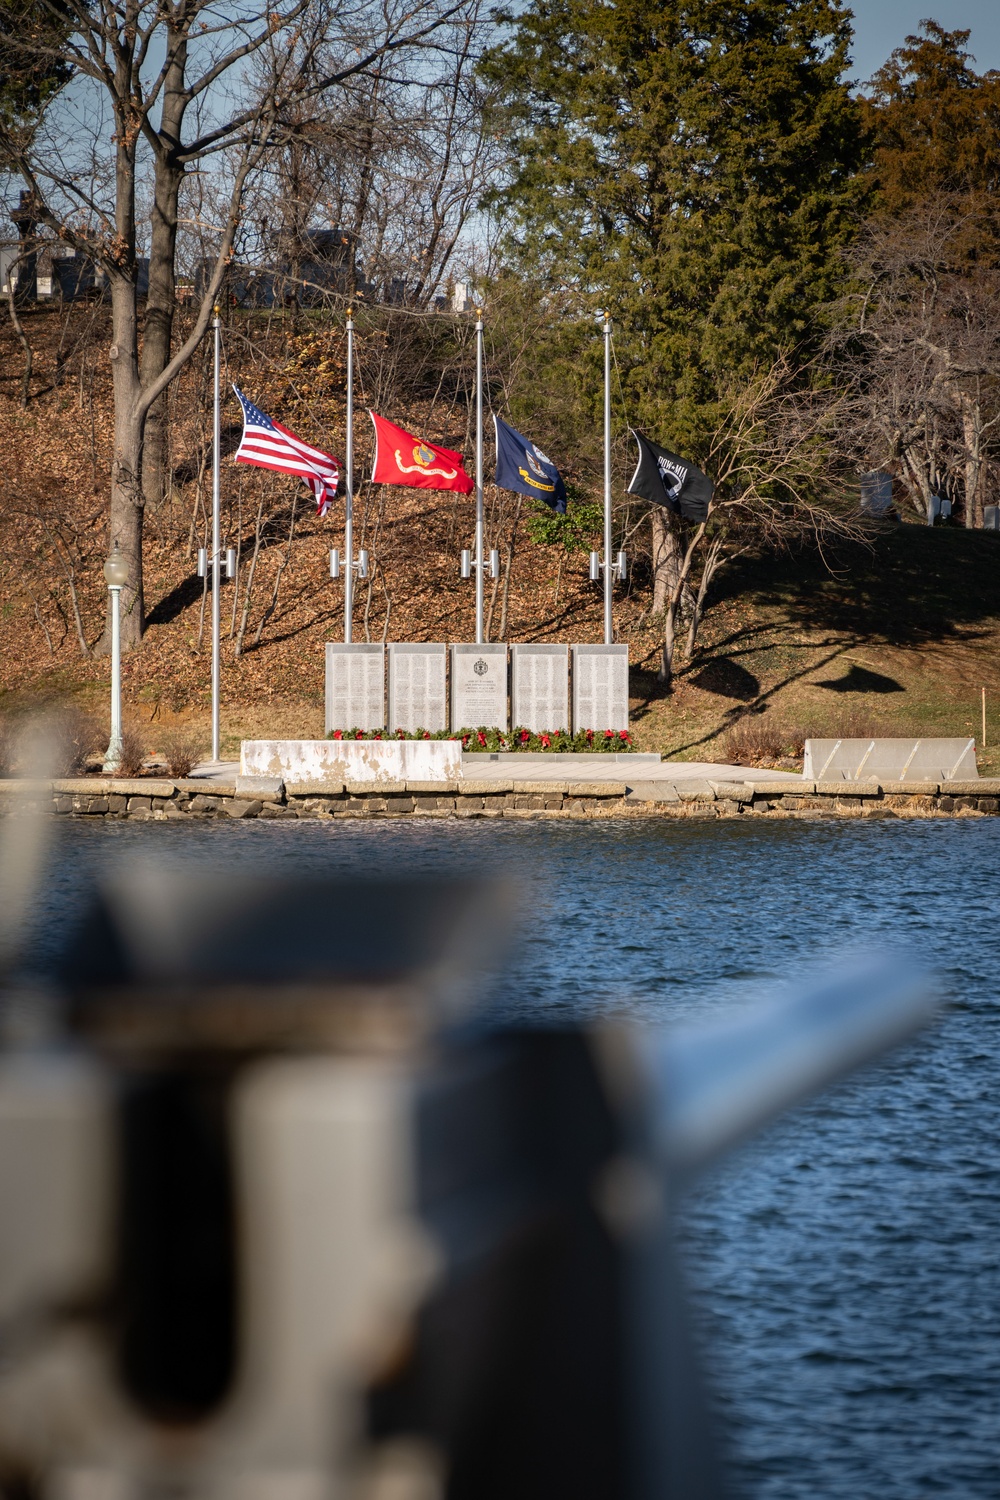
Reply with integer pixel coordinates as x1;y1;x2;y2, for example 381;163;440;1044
684;535;725;660
658;521;707;685
103;274;146;651
140;28;188;507
5;279;33;406
651;506;683;616
961;394;985;529
900;443;934;521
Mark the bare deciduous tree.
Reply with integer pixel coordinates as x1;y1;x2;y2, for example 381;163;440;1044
1;0;477;650
646;361;869;685
831;200;1000;526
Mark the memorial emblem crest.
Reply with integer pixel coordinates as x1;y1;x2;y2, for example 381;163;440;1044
474;658;489;677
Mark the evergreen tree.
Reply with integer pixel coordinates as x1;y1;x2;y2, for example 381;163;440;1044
0;1;72;135
861;21;1000;213
482;0;869;452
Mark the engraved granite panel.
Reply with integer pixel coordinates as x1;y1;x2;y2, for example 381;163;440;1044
325;643;385;732
571;644;629;732
388;643;447;732
450;643;508;730
511;643;569;732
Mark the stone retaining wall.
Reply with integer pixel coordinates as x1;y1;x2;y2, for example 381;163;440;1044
2;776;1000;820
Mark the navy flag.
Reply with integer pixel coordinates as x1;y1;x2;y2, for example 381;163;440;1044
494;414;567;513
627;430;713;523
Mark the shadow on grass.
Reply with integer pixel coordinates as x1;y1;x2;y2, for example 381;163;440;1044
715;525;1000;645
815;663;904;693
689;657;760;700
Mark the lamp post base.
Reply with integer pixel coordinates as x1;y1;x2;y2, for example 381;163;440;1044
102;737;122;775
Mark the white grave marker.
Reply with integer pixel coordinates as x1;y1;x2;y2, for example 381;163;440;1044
511;644;569;732
388;643;447;733
571;644;629;732
450;643;508;730
325;643;385;732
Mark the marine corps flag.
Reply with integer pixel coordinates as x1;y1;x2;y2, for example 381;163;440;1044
369;412;473;494
627;430;713;522
493;414;567;513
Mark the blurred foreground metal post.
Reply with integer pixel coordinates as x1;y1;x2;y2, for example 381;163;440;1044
0;861;937;1500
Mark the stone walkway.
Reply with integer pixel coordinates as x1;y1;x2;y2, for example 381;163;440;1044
460;753;802;785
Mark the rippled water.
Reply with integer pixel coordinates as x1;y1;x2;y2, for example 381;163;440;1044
25;817;1000;1497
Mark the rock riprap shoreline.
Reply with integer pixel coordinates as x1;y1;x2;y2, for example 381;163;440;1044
3;775;1000;820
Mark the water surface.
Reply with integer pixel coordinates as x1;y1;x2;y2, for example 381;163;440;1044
25;817;1000;1498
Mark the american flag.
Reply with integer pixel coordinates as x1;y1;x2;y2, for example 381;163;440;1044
233;386;340;517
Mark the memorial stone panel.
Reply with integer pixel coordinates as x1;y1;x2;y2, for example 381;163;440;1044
450;643;508;731
325;643;385;733
388;643;447;733
860;470;893;515
571;644;629;732
511;643;569;732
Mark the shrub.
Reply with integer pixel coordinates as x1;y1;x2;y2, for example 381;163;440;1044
836;708;905;740
0;705;104;776
112;726;147;777
161;732;203;778
723;717;805;766
47;707;105;774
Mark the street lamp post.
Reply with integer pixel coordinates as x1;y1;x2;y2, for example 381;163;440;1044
102;540;128;773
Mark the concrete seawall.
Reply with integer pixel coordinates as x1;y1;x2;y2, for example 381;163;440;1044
3;776;1000;820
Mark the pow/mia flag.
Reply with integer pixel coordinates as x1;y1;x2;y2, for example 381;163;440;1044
626;430;713;522
494;414;567;513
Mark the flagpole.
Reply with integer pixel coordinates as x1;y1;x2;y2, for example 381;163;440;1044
475;307;484;644
211;306;222;761
344;308;354;644
603;311;613;646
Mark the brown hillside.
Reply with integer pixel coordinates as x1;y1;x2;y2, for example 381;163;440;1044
3;303;1000;770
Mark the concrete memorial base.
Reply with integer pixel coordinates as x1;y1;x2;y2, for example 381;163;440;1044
241;739;462;784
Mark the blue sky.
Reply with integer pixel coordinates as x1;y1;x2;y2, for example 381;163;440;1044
848;1;1000;84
